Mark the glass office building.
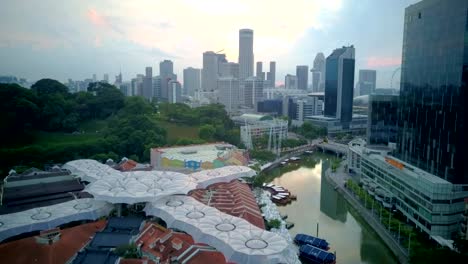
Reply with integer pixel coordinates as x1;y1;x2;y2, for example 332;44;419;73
396;0;468;184
324;46;355;128
367;94;398;145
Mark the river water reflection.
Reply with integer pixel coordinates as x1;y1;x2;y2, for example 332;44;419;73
270;155;398;264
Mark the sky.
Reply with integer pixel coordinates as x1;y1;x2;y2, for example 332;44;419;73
0;0;419;88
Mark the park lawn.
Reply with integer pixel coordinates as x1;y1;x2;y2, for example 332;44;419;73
32;131;101;147
78;119;109;133
158;121;200;144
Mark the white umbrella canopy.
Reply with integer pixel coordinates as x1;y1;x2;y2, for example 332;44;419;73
189;166;256;188
0;198;113;242
63;159;123;183
86;170;198;204
145;196;288;264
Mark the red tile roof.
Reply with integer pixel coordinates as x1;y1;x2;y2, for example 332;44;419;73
189;180;265;229
0;220;107;264
135;223;228;264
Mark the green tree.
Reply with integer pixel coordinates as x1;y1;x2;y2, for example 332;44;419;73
114;243;140;259
250;150;276;162
199;124;216;141
0;83;40;145
31;78;68;97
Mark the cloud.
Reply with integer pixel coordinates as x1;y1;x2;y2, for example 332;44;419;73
366;56;401;68
86;8;107;27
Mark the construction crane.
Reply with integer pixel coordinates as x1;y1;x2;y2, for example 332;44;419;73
215;49;224;54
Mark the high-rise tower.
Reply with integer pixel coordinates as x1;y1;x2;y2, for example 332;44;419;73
324;46;355;126
238;29;254;80
396;0;468;183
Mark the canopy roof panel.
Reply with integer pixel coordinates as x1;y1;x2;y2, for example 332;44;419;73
86;170;198;204
0;198;113;242
144;196;288;264
67;160;256;204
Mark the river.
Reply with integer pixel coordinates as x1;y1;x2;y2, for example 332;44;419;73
269;154;398;264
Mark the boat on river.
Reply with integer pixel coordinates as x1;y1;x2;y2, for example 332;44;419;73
298;245;336;264
294;233;330;251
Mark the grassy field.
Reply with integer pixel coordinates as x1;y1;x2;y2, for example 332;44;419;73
32;131;101;147
158;121;200;144
78;119;109;133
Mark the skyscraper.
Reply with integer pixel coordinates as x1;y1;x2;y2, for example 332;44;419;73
266;61;276;88
168;80;182;104
356;69;376;96
243;77;263;109
183;67;201;96
238;29;254;80
159;60;176;101
152;76;161;99
256;61;265;81
285;74;297;90
218;77;240;113
367;94;398;145
296;65;309;90
143;66;153;100
324;46;355;126
219;62;240;78
103;74;109;83
396;0;468;183
202;51;219;92
311;52;326;92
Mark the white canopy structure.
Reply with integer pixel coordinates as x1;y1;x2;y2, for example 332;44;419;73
63;159;123;183
0;198;113;242
189;165;256;188
64;160;257;205
86;171;198;204
144;196;289;264
64;160;256;189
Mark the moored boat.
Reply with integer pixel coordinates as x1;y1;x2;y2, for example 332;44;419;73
294;233;330;251
298;245;336;264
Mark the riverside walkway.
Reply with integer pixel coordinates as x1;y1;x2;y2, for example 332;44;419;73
324;165;409;264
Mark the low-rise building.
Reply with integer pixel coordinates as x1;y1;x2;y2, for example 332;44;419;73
189;180;265;229
135;223;228;264
305;114;367;134
348;139;468;239
150;143;249;171
233;114;288;150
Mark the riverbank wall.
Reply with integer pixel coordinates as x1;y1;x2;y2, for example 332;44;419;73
324;169;409;264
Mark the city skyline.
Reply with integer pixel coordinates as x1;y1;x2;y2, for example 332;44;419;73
0;0;418;87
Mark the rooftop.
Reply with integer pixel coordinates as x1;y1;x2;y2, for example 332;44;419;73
189;180;265;229
368;154;451;185
0;220;106;264
152;143;238;163
135;223;228;264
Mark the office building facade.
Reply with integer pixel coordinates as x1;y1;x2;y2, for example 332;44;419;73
324;46;355;127
218;77;240;113
312;52;326;92
396;0;468;183
296;65;309;90
243;77;263;109
219;62;240;78
238;29;254;80
356;69;377;96
266;61;276;88
183;67;201;96
202;51;219;92
285;74;298;90
143;67;153;100
168;80;182;104
256;61;265;80
159;60;176;101
367;94;398;145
